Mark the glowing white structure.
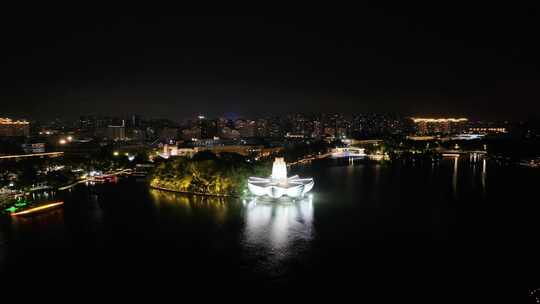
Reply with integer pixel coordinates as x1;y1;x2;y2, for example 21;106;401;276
248;158;314;198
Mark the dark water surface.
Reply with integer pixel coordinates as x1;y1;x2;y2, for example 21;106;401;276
1;159;538;299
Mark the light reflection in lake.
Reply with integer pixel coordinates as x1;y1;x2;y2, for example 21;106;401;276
452;156;459;198
0;227;5;269
243;196;314;264
482;158;487;195
149;189;229;225
10;209;65;232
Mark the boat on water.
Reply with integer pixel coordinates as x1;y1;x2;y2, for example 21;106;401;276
3;198;64;216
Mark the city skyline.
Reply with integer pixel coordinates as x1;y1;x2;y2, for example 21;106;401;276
1;111;533;124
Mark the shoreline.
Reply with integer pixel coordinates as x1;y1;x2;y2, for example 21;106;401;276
149;185;238;198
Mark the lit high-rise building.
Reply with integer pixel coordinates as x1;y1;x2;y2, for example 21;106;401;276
238;120;256;138
411;118;468;135
107;120;126;140
220;127;241;139
197;116;217;139
255;118;268;137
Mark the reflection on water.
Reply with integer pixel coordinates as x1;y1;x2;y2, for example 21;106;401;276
30;190;55;202
448;157;489;199
1;160;539;293
452;157;459;198
10;209;65;232
482;158;487;195
86;193;104;228
0;227;5;269
149;189;229;224
243;196;314;264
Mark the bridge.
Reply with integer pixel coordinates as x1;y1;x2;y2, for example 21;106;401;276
287;147;371;167
330;147;366;158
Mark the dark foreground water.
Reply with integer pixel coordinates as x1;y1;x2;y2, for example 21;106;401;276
1;159;539;300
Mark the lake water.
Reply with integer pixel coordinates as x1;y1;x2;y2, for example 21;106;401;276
1;158;538;300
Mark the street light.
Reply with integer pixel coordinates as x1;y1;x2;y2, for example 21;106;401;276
113;151;119;156
59;139;67;145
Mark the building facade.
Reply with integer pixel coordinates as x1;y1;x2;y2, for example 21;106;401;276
411;118;468;135
107;125;126;140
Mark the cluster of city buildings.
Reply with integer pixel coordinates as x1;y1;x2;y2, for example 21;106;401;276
0;113;538;195
82;114;512;143
0;113;533;159
164;113;411;142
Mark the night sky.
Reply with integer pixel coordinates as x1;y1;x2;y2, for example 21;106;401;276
1;5;539;120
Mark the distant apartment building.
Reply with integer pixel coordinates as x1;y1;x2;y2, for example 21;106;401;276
411;118;468;135
268;117;283;138
181;127;202;140
197;116;217;139
220;127;241;139
323;128;347;139
130;129;146;141
0;118;30;137
159;127;178;142
217;117;230;129
312;120;323;138
238;120;256;138
107;121;126;140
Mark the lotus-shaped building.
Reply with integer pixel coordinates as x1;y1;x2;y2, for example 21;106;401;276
248;158;314;198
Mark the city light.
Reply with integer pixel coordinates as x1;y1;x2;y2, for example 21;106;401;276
113;151;119;156
411;118;468;123
0;118;29;125
67;136;73;141
59;139;67;145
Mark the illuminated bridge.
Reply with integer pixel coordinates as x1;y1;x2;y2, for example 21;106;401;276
330;147;366;158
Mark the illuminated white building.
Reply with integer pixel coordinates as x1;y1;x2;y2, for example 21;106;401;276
248;158;314;199
160;144;197;159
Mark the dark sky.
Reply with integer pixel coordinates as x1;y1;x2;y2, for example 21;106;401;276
1;5;539;121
